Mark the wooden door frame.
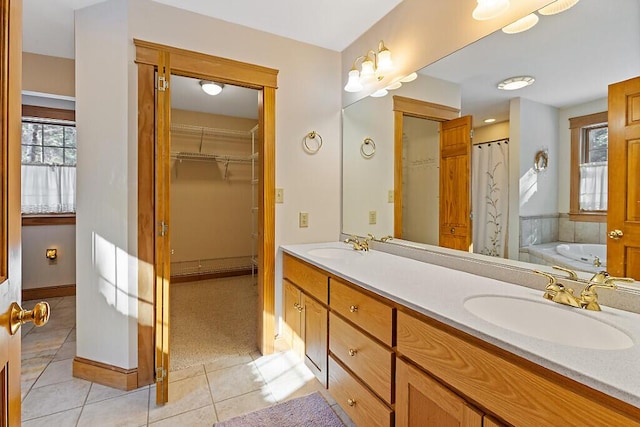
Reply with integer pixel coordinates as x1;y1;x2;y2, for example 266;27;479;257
392;96;459;238
134;40;278;387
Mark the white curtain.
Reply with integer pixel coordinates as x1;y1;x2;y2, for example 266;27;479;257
579;161;607;211
472;141;509;257
21;165;76;214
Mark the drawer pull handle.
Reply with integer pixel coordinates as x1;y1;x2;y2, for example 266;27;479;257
347;398;356;407
349;305;358;313
348;348;357;357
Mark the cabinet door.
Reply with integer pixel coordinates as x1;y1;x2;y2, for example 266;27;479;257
283;279;303;357
396;359;482;427
302;294;328;386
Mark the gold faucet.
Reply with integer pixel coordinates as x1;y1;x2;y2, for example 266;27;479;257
579;271;635;311
534;267;634;311
344;235;369;251
593;256;601;267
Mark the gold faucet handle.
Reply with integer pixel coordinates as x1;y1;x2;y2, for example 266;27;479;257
604;276;635;286
552;265;579;280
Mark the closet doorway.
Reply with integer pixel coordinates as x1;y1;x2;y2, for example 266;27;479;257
134;40;278;404
168;75;259;370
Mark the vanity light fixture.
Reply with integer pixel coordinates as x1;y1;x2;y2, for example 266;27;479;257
199;80;224;96
502;13;539;34
386;81;403;90
344;40;394;93
472;0;510;21
497;76;535;90
538;0;579;16
370;89;389;98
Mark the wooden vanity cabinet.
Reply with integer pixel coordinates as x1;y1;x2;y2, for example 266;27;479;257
283;255;329;386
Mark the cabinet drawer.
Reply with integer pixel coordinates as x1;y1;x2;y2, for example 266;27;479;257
328;356;393;427
330;278;393;345
283;254;328;304
330;312;393;404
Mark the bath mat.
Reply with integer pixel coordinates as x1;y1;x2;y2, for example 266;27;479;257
214;392;345;427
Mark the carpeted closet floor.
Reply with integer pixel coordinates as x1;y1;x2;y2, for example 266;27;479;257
170;275;258;371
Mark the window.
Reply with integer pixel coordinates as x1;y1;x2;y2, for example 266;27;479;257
20;106;76;216
569;111;608;222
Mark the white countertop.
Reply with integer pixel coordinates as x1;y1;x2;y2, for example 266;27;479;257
281;241;640;409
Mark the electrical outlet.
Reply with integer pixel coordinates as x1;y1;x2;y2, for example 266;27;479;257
299;212;309;228
388;190;394;203
275;188;284;204
369;210;377;225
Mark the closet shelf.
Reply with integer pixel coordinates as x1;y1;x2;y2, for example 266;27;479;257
171;123;255;140
171;151;253;164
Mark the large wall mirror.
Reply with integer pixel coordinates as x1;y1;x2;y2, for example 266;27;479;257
342;0;640;275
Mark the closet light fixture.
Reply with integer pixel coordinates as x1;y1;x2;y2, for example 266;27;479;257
502;13;539;34
200;80;224;96
472;0;510;21
498;76;535;90
538;0;579;16
344;40;394;93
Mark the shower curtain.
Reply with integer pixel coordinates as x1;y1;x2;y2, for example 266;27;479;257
472;140;509;257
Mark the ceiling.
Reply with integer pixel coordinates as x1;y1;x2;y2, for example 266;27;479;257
419;0;640;126
22;0;403;58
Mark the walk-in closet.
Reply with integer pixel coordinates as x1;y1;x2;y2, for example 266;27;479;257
168;75;259;370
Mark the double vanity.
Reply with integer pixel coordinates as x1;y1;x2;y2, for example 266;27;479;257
281;242;640;426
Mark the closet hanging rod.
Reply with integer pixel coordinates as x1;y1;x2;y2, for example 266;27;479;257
473;138;509;147
170;123;255;139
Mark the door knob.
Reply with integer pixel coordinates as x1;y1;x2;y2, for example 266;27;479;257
3;301;50;335
608;229;624;240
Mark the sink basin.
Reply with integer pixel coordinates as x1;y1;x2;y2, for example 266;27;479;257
307;247;362;260
463;295;634;350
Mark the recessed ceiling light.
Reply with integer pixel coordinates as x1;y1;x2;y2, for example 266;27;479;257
400;72;417;83
538;0;579;16
497;76;535;90
502;13;539;34
370;89;388;98
484;118;497;124
199;80;224;96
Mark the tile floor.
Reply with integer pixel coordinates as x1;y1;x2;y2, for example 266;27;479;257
20;296;354;426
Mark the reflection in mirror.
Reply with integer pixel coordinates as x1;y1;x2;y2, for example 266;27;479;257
342;0;640;275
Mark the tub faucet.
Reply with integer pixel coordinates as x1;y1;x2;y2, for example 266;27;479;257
593;256;601;267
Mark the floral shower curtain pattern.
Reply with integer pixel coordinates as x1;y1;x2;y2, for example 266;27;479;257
472;140;509;257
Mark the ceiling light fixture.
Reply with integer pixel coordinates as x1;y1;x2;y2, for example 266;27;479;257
200;80;224;96
484;118;497;124
344;40;394;93
502;13;539;34
472;0;510;21
497;76;535;90
538;0;579;16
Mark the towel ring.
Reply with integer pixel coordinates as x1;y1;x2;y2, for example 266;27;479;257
533;150;548;172
303;131;323;154
360;137;376;159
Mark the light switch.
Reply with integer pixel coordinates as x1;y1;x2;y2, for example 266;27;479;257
299;212;309;228
275;188;284;203
369;210;377;225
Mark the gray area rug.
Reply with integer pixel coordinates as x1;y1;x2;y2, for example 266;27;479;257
214;392;345;427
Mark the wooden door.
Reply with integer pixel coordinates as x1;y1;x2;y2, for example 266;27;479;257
154;53;172;404
0;0;21;425
439;115;472;251
396;359;483;427
608;76;640;279
283;280;302;357
302;294;327;386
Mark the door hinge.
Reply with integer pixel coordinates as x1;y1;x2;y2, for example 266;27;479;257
470;129;474;139
157;76;169;92
470;211;474;220
156;367;167;382
157;221;169;237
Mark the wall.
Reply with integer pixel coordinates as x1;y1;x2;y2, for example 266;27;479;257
22;52;75;98
403;116;440;244
170;109;257;266
76;0;342;369
342;0;551;106
22;225;76;289
473;121;509;144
